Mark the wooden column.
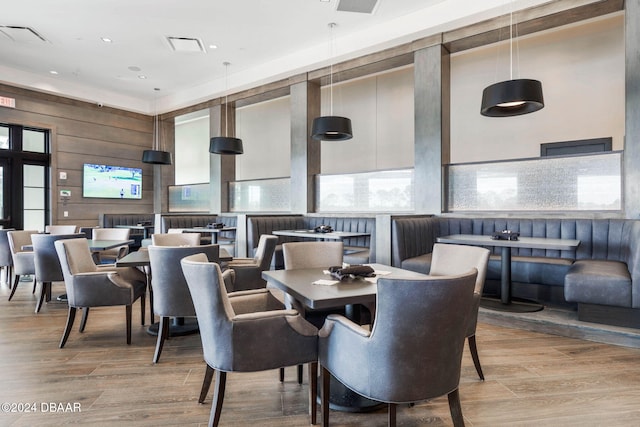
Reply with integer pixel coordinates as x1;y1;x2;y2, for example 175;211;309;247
625;0;640;219
290;80;321;214
414;44;450;214
209;102;237;213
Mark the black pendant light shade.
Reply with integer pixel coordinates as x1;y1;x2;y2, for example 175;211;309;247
481;79;544;117
311;116;353;141
142;149;172;165
209;136;244;155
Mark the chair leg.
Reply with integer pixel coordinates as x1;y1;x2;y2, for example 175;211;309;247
309;362;318;425
279;367;285;382
7;275;20;301
468;335;484;381
126;305;132;345
298;364;303;384
447;388;465;427
209;370;226;427
35;282;47;313
153;316;170;363
59;307;77;348
79;307;90;332
388;403;397;427
199;364;214;403
321;366;330;427
139;293;146;326
32;277;37;294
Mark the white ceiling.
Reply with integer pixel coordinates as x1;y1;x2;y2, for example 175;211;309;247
0;0;550;114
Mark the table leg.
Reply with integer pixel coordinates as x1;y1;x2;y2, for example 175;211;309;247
481;245;544;313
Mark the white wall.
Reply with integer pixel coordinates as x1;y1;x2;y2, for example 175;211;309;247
236;96;291;181
174;110;210;185
450;14;624;163
321;66;415;174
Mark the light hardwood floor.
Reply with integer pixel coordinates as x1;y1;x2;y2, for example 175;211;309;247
1;278;640;426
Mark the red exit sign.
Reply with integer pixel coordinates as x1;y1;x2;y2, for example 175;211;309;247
0;96;16;108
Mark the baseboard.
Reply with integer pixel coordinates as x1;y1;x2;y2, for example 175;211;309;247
578;303;640;329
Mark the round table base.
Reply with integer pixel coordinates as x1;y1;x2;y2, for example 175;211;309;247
480;296;544;313
146;318;199;337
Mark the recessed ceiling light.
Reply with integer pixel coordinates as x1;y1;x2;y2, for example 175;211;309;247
101;37;113;43
209;44;218;49
138;75;147;79
49;70;58;75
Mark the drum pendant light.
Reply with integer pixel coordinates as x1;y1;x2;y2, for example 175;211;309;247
480;6;544;117
142;88;173;164
311;23;352;141
210;62;244;155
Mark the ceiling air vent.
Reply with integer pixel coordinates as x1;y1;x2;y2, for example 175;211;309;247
336;0;379;14
166;36;206;53
0;26;48;42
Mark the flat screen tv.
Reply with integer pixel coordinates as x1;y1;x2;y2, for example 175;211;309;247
82;163;142;199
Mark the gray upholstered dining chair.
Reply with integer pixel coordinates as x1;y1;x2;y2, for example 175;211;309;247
0;229;15;287
180;253;319;427
224;234;277;292
7;230;38;301
92;227;131;264
280;241;344;384
32;233;85;313
151;232;201;247
54;238;147;348
429;243;490;380
147;244;220;363
319;269;478;427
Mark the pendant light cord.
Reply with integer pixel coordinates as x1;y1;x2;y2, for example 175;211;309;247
223;62;230;137
328;23;336;116
154;87;160;150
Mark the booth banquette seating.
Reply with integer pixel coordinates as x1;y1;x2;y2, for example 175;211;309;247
159;214;237;255
247;215;375;269
99;213;155;249
391;216;640;328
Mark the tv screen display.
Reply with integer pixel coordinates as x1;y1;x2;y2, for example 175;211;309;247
83;163;142;199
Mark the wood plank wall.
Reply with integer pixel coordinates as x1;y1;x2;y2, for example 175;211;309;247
0;84;155;228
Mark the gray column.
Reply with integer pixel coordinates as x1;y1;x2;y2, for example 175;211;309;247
154;117;174;214
290;80;321;214
209;103;237;213
414;45;450;214
625;0;640;219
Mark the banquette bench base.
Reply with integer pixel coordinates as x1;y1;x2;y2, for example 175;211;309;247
576;303;640;329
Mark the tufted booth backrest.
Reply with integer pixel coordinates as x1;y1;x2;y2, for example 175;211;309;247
159;214;219;233
303;216;375;259
247;215;305;252
99;213;154;228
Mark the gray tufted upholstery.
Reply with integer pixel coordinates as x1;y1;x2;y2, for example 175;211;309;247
180;253;319;427
224;234;277;292
54;238;147;348
147;244;220;363
0;229;15;286
7;230;38;301
247;215;375;269
318;269;477;426
32;233;85;313
429;243;490;380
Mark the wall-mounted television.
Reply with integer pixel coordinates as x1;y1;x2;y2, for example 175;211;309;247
82;163;142;199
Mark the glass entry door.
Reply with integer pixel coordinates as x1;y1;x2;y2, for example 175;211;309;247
0;158;11;228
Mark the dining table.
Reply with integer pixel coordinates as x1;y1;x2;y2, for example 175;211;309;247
436;234;580;312
262;263;429;413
